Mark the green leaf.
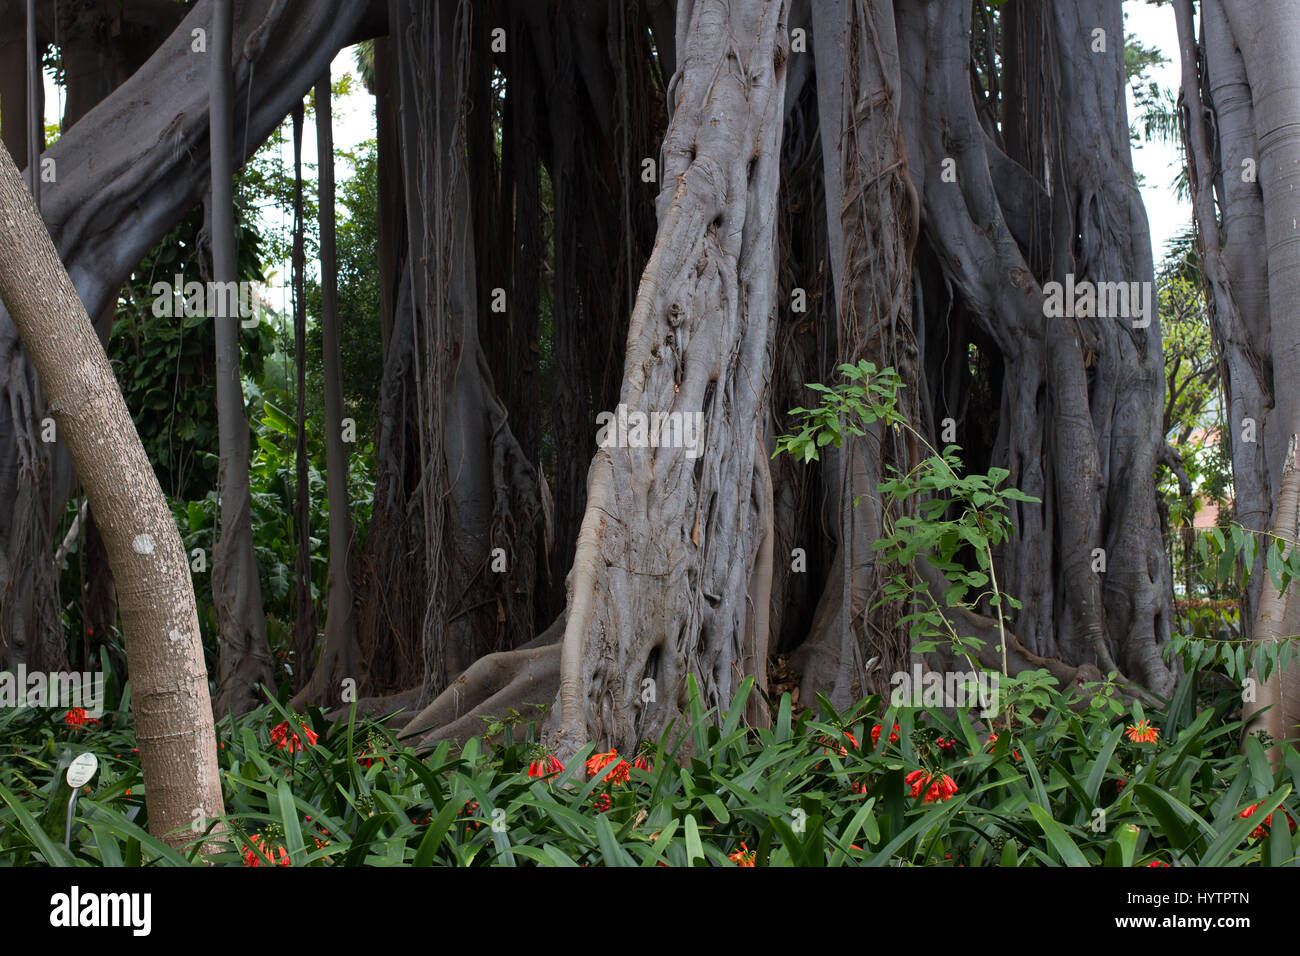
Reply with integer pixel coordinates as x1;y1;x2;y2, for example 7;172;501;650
1028;804;1090;866
684;814;706;866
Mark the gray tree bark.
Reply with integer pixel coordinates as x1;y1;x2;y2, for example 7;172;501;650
209;0;274;716
548;0;790;758
294;75;362;708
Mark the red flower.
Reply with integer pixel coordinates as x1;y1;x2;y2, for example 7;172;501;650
905;770;958;803
243;834;290;867
1147;860;1170;867
1116;777;1127;790
586;749;631;785
64;707;99;727
935;736;955;753
527;754;564;778
270;720;318;754
632;754;654;773
729;842;756;866
871;724;901;747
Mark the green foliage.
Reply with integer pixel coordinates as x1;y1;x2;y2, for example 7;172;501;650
1;664;1296;867
108;205;274;501
773;361;1040;715
169;390;376;673
305;141;384;433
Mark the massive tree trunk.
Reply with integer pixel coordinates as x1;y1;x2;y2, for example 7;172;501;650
889;0;1173;695
547;0;790;758
0;142;224;851
209;0;274;716
1051;0;1173;689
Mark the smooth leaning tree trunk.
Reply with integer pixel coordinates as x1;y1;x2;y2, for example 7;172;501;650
0;142;225;851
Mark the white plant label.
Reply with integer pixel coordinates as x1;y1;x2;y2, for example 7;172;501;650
66;752;98;788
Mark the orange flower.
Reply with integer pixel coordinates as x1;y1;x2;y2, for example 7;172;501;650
871;724;900;747
270;720;318;753
1239;802;1296;840
905;770;958;803
586;749;631;785
527;754;563;778
729;842;756;866
1125;720;1159;744
243;834;290;867
64;707;99;727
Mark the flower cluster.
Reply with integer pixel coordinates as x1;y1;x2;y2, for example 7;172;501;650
243;834;290;867
586;749;631;786
729;842;755;866
1239;802;1296;841
1125;720;1159;744
632;741;656;773
356;732;386;769
527;753;564;778
64;707;98;728
905;770;958;803
270;719;318;754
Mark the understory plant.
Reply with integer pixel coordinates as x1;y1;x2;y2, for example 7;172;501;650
0;663;1295;866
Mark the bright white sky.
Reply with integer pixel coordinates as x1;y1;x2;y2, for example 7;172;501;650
45;4;1190;301
1125;0;1192;260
